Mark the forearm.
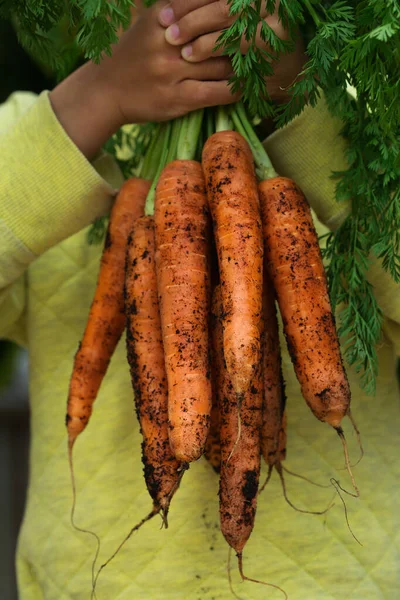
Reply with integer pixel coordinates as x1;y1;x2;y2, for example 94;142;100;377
49;61;122;161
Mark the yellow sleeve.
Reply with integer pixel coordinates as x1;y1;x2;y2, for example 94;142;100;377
263;94;400;355
0;91;123;343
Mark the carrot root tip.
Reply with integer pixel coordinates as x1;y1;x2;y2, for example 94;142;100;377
334;426;360;498
237;552;288;600
347;410;364;467
330;478;363;546
281;464;331;489
275;463;334;515
258;465;273;494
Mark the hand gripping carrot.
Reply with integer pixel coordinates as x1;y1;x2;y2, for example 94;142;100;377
125;215;182;520
258;177;351;430
66;178;151;452
154;160;212;463
202;130;263;396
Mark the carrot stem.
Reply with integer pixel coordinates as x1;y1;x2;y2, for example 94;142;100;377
216;106;232;132
233;103;278;180
144;122;172;216
177;109;204;160
230;108;249;142
166;118;182;164
206;108;215;140
303;0;322;26
140;122;162;180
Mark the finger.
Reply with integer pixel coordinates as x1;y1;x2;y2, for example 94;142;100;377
185;57;233;81
181;18;287;63
159;1;210;26
181;31;222;62
182;80;241;112
164;2;234;46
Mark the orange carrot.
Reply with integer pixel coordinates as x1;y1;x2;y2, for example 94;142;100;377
66;178;150;451
259;177;351;429
204;396;221;474
261;270;287;470
125;215;182;520
213;285;263;557
260;275;337;515
204;286;223;474
202;131;263;396
154;160;212;463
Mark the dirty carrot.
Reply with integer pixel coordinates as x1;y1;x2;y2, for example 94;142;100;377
204;394;221;474
125;215;182;521
213;284;262;556
259;177;351;429
154;159;212;463
204;286;223;474
66;177;150;452
202;130;263;396
213;284;285;596
66;177;150;589
231;102;360;495
258;177;360;495
261;269;287;473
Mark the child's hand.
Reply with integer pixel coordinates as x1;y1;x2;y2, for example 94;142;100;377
50;1;238;159
158;0;306;105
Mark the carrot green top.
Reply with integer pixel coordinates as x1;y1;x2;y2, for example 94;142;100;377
1;91;399;600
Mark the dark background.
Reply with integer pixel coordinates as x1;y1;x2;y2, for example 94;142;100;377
0;19;53;600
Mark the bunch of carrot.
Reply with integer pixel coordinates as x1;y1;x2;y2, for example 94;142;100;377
66;103;358;592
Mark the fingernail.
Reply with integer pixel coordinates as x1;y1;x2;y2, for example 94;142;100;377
159;5;175;26
165;23;180;43
181;45;193;60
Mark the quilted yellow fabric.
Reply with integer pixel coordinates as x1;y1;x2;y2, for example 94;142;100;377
0;92;399;600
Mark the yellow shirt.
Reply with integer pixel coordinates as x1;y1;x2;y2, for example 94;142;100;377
1;91;399;600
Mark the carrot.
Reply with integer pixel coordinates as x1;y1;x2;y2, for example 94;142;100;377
66;177;150;452
213;285;263;557
154;160;212;463
202;130;263;396
261;270;287;471
204;286;223;474
204;394;221;474
125;215;182;520
258;177;362;498
259;177;351;429
260;270;337;518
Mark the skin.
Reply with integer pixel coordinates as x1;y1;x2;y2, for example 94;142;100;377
49;1;238;160
159;0;307;122
50;1;306;160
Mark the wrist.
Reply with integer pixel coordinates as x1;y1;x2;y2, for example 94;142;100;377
49;61;122;161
